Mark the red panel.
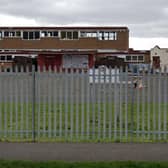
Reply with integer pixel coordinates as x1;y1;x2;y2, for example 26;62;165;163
88;54;94;68
38;53;94;70
37;54;62;71
37;54;45;71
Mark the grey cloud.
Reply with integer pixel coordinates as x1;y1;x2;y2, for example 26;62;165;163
0;0;168;38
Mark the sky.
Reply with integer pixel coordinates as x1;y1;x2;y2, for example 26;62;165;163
0;0;168;50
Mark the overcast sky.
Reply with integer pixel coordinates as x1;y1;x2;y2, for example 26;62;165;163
0;0;168;49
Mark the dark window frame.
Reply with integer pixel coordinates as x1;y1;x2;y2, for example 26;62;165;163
1;56;5;61
138;55;144;61
6;55;12;61
23;31;40;40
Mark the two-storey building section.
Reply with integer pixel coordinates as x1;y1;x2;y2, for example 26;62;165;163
0;26;129;69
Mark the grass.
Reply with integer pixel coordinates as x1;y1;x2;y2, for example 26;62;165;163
0;160;168;168
0;102;168;142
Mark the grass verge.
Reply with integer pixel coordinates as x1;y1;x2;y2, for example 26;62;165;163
0;160;168;168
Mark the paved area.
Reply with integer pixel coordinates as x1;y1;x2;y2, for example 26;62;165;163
0;143;168;161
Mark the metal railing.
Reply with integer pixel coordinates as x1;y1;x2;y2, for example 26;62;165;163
0;66;168;142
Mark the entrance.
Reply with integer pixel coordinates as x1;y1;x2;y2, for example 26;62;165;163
153;56;160;69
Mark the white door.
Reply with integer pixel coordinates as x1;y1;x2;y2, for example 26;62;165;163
63;55;88;68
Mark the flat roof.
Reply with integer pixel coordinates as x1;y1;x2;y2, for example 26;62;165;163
0;49;150;55
0;50;97;55
0;26;129;31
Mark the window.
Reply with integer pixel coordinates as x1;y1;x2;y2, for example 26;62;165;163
109;32;117;40
10;32;15;37
81;31;97;38
61;31;78;40
0;31;2;39
98;31;117;40
48;31;53;37
132;56;137;61
41;31;58;38
67;31;72;39
1;56;5;60
104;32;109;40
53;31;58;37
29;32;34;39
4;31;21;38
7;55;12;61
23;31;40;40
80;32;86;37
23;32;28;39
16;31;21;37
126;55;144;62
126;55;131;61
4;31;9;37
61;31;66;39
73;31;78;39
35;31;40;39
41;31;48;37
138;55;144;61
0;55;13;62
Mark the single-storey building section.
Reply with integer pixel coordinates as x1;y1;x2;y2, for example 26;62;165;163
94;48;150;71
37;50;95;70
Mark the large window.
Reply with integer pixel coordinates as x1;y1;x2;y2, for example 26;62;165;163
80;31;117;40
125;55;144;62
80;31;97;38
138;55;144;61
41;31;58;38
132;56;137;61
23;32;28;39
3;31;21;38
61;31;79;40
126;56;131;61
6;55;12;61
0;55;12;62
98;32;117;40
23;31;40;40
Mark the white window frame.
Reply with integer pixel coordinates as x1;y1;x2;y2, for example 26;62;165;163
125;55;144;62
138;55;144;62
60;31;79;40
22;31;40;40
98;31;117;41
3;31;21;38
80;31;97;38
0;31;2;39
0;55;13;62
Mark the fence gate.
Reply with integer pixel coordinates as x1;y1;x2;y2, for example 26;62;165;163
0;66;168;142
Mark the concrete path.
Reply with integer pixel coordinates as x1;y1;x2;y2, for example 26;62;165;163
0;143;168;161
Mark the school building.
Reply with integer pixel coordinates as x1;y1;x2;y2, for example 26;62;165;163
0;26;129;70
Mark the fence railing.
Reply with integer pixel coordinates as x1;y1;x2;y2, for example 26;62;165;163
0;66;168;142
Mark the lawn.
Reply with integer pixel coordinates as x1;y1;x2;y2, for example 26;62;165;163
0;102;168;142
0;160;168;168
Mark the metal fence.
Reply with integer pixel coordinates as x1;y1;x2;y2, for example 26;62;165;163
0;66;168;142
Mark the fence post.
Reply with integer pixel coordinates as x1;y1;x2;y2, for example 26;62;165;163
32;65;36;142
131;77;136;142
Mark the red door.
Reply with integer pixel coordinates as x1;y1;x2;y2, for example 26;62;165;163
45;57;55;70
153;56;160;69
